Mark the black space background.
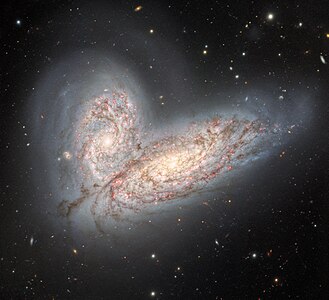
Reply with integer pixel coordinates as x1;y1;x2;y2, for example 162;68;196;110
0;0;329;299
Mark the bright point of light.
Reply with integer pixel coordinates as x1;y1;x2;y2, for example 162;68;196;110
298;22;303;27
102;135;112;147
151;253;156;259
149;29;154;34
252;253;257;258
168;157;179;169
267;13;274;20
150;291;156;297
63;151;72;160
134;5;142;12
242;52;246;56
235;74;239;79
203;50;207;55
16;20;21;25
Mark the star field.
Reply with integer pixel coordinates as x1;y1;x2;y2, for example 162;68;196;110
0;0;328;298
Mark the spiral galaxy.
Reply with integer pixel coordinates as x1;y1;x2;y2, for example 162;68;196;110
90;115;270;218
76;92;141;183
26;50;295;232
52;83;281;229
3;1;323;298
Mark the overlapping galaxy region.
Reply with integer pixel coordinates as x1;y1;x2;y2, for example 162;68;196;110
59;90;280;225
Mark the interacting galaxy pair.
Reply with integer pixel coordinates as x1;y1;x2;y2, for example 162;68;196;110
59;90;280;225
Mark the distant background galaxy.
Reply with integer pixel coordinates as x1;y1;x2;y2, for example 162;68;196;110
0;0;328;298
